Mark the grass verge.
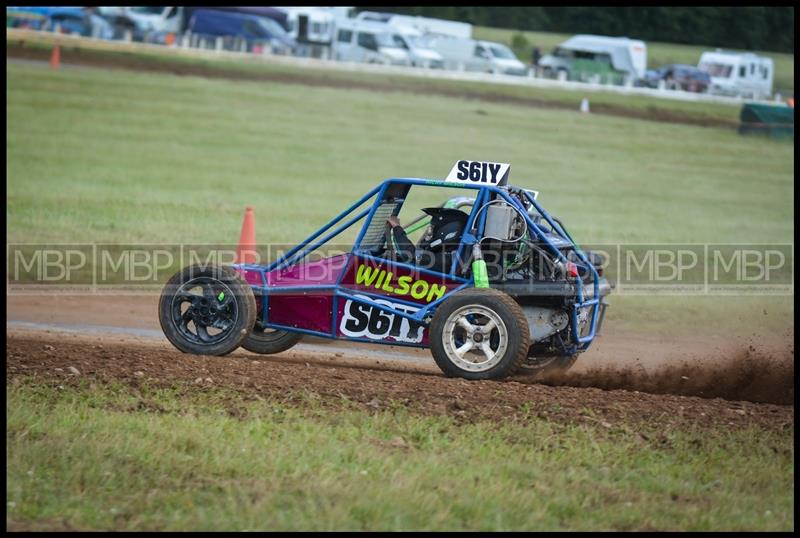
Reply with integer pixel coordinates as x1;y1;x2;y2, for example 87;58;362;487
6;380;794;531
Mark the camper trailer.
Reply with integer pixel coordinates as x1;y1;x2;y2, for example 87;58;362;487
698;51;773;99
422;36;528;76
538;35;647;85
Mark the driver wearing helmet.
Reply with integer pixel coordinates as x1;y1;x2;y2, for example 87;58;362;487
385;208;469;272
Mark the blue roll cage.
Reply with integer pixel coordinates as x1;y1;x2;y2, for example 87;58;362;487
235;178;602;354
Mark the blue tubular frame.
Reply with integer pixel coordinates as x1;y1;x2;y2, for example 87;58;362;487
265;183;383;273
236;178;601;352
515;189;601;351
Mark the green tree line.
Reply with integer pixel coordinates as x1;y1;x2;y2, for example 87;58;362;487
363;7;794;53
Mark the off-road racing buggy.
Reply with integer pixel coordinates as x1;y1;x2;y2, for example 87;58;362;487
159;161;612;380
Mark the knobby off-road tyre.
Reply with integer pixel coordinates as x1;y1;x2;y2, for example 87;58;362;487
159;264;256;356
429;288;530;380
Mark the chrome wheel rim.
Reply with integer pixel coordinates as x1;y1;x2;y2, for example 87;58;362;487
442;305;508;372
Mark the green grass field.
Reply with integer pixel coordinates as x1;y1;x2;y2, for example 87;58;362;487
6;60;794;333
6;381;794;531
474;26;795;94
5;55;794;532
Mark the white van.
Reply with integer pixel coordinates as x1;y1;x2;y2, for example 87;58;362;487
385;25;444;68
333;21;411;66
422;36;528;76
698;51;773;99
333;21;445;68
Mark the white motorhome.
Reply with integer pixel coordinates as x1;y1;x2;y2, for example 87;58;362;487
422;36;529;76
698;50;773;99
538;34;647;84
333;20;444;68
280;7;336;58
355;10;472;39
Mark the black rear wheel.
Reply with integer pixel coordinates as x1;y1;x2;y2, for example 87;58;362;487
159;264;256;356
242;328;302;354
242;301;303;355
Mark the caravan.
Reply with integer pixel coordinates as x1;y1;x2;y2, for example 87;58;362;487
698;51;773;99
280;7;355;58
538;35;647;85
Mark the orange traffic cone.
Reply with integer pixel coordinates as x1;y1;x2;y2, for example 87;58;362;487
235;207;257;264
50;43;60;70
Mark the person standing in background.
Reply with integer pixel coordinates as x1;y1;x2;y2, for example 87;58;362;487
531;46;542;77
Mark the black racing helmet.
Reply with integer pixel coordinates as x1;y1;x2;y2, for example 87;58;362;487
419;208;469;252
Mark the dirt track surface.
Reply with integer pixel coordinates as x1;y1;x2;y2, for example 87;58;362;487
6;43;738;130
7;293;795;406
6;329;793;432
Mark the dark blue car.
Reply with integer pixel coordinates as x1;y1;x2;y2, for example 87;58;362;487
187;9;296;54
639;64;711;93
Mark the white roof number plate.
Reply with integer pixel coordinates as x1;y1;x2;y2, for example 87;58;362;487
445;160;510;186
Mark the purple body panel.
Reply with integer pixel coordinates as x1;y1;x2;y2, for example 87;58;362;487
265;254;349;287
239;253;463;346
267;294;334;334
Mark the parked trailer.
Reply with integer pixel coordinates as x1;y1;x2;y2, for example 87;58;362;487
698;50;774;100
538;34;647;85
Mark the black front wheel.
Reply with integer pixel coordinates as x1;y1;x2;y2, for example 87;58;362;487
158;264;256;356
